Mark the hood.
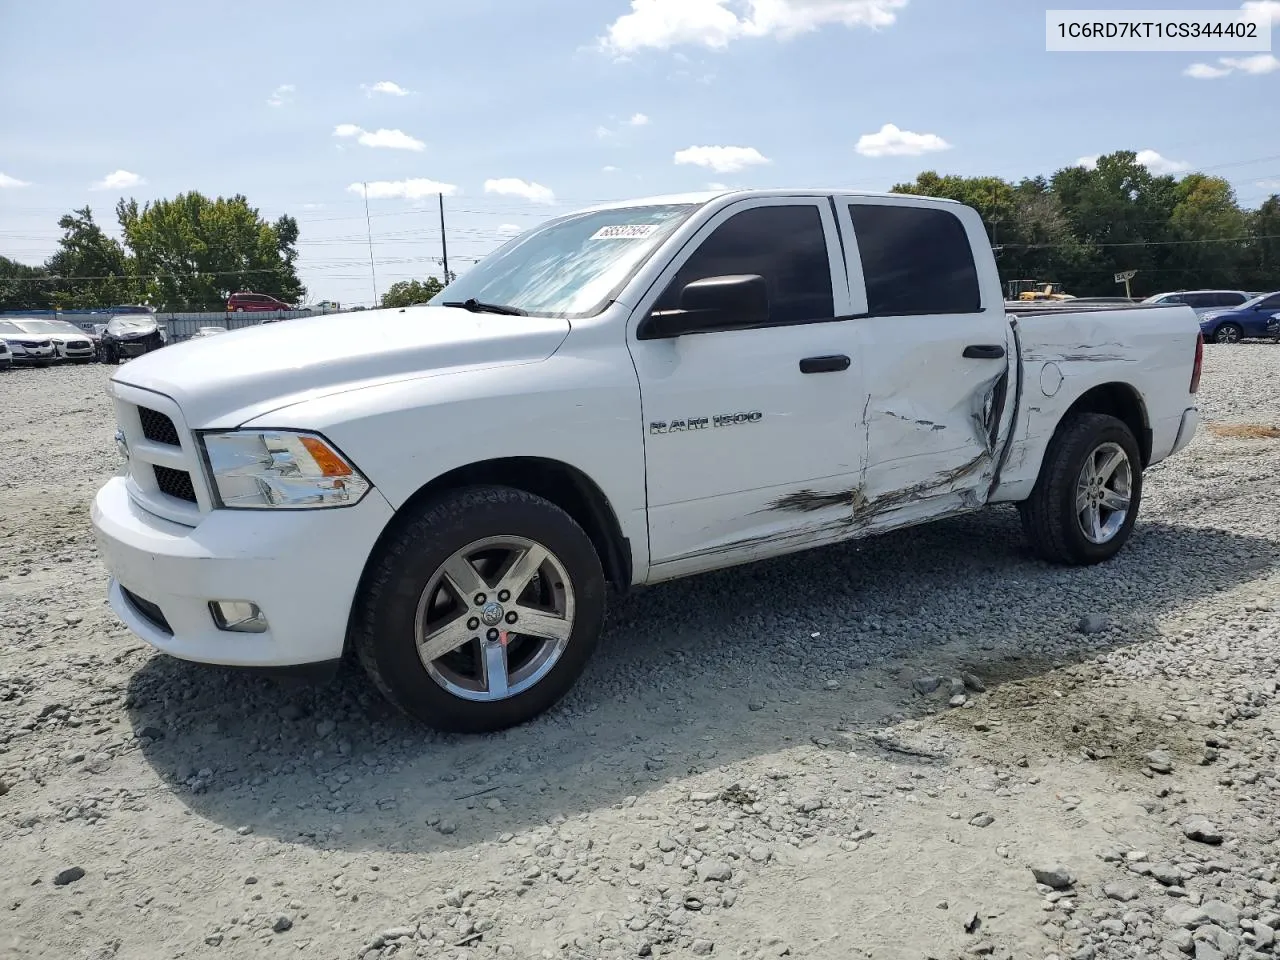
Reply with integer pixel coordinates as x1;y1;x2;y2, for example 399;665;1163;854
111;304;572;427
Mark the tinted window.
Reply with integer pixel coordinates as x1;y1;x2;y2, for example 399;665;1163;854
656;205;834;326
1210;292;1247;307
1259;294;1280;310
1181;293;1211;308
849;204;981;316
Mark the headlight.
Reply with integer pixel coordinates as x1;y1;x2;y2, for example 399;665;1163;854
200;431;370;509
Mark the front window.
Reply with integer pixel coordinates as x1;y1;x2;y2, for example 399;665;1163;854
430;203;699;317
12;320;82;335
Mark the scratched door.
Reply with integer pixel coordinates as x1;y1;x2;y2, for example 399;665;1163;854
834;196;1015;531
625;198;866;577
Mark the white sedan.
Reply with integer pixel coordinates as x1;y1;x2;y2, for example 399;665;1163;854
3;318;97;363
0;320;57;366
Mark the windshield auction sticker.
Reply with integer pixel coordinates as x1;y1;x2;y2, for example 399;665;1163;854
589;224;660;241
1046;9;1271;51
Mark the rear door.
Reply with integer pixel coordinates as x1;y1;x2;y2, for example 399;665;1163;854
627;197;866;576
833;196;1014;530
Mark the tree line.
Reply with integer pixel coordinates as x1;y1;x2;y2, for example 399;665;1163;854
0;191;304;311
3;151;1277;312
892;150;1279;297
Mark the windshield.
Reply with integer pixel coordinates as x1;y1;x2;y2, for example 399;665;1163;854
429;203;699;317
106;315;158;335
13;319;81;335
0;321;29;335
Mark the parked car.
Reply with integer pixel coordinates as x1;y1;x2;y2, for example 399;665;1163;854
0;338;12;370
1197;291;1280;343
4;317;97;363
227;292;299;313
1141;289;1253;314
99;314;166;364
92;188;1204;733
0;321;56;366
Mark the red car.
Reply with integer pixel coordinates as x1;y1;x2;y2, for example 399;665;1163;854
227;292;299;313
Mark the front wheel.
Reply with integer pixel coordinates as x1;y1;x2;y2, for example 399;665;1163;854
1018;412;1143;566
351;486;606;733
1212;323;1243;344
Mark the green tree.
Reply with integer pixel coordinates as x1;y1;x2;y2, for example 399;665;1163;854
0;255;51;311
1245;195;1280;290
116;192;304;309
380;277;446;309
1165;174;1251;289
43;207;136;308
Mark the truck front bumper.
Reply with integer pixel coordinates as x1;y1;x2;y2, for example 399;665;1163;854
91;476;396;667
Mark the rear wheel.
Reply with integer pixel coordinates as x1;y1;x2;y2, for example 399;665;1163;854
352;486;606;732
1213;322;1243;344
1019;413;1142;565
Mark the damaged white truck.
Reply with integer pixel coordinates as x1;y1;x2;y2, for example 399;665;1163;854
91;189;1204;732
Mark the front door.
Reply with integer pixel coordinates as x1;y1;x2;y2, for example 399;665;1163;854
626;197;866;577
834;196;1015;530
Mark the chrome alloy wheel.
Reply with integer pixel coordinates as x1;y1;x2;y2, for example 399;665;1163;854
1075;441;1133;545
414;536;575;702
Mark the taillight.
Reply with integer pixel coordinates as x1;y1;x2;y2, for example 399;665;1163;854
1190;331;1204;394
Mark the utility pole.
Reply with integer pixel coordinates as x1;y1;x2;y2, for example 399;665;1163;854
438;193;450;284
362;182;379;306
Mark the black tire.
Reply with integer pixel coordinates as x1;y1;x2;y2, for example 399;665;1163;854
351;485;606;733
1018;412;1143;566
1212;322;1243;344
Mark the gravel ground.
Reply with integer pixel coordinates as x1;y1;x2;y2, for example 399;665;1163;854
1;347;1278;960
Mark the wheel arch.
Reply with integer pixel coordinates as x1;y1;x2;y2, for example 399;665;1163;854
364;456;633;597
1056;382;1152;466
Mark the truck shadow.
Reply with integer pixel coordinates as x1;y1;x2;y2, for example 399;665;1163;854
125;507;1275;853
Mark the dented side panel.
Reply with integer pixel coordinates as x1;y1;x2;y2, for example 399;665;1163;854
989;304;1200;503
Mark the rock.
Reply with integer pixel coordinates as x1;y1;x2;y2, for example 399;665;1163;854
84;754;112;774
315;720;336;737
1182;817;1224;845
437;821;456;835
749;846;770;863
53;866;85;886
796;797;823;813
1150;862;1185;886
236;825;253;836
272;914;293;933
949;694;967;708
1077;614;1108;634
277;705;302;722
1253;923;1275;950
0;779;9;797
1199;901;1239;929
136;725;164;741
1031;863;1073;890
912;676;941;695
963;911;981;934
1193;942;1223;960
962;672;987;693
949;678;967;698
1166;929;1195;955
1104;881;1141;902
382;927;415;941
697;861;733;883
969;813;995;828
1145;750;1174;774
823;680;840;691
204;933;223;946
748;701;765;712
691;939;715;956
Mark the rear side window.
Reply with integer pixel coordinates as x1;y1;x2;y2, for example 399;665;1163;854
1211;292;1247;307
1259;294;1280;310
657;204;834;326
849;204;981;316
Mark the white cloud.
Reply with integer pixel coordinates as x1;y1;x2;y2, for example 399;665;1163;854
707;182;730;190
1241;1;1280;18
332;124;425;151
91;170;144;191
365;80;411;96
603;165;619;173
266;83;295;107
855;123;951;158
497;224;522;237
1221;53;1280;74
0;172;31;188
599;0;907;54
673;144;770;173
348;179;458;200
596;125;615;140
1074;151;1189;175
1256;179;1280;190
484;178;556;204
1184;62;1232;78
627;112;650;126
1135;149;1190;175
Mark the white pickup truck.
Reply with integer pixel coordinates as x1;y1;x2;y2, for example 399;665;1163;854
91;189;1204;731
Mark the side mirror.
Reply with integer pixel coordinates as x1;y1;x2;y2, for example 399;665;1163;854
639;274;769;340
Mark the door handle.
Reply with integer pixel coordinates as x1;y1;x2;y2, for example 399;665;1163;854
799;355;851;374
963;344;1006;360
